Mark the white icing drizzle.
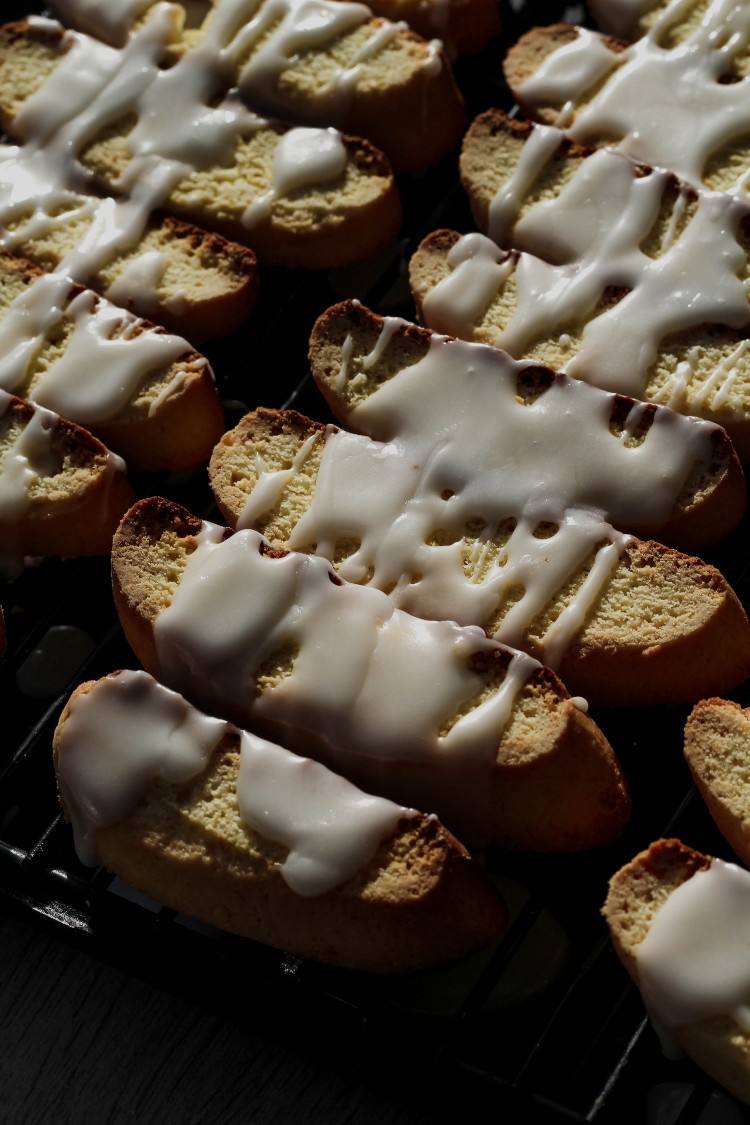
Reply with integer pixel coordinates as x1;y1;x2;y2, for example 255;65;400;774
242;126;348;226
56;669;409;895
638;858;750;1035
154;522;539;763
0;274;193;424
237;728;409;896
0;391;59;520
237;430;320;527
247;324;717;661
487;122;563;247
50;0;435;123
0;0;389;377
432;138;750;400
518;2;750;194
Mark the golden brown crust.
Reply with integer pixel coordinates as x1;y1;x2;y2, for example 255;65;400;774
54;674;507;972
111;496;631;851
0;393;136;558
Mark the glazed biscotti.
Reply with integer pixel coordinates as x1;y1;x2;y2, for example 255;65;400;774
684;699;750;868
603;839;750;1106
0;17;402;273
54;670;507;972
0;251;224;473
111;496;631;852
503;9;750;196
18;2;467;174
281;300;750;706
409;110;750;454
0;390;135;569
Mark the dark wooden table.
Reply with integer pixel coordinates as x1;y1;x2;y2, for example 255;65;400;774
0;910;441;1125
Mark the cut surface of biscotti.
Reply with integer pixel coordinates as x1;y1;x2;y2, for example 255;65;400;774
684;699;750;867
0;389;135;570
54;669;507;972
41;0;466;173
503;14;750;197
0;251;224;473
302;301;750;705
111;496;631;851
0;18;402;274
603;838;750;1106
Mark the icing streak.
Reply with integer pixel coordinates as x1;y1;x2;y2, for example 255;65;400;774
0;274;194;424
154;522;539;763
56;669;408;895
638;858;750;1035
518;2;750;195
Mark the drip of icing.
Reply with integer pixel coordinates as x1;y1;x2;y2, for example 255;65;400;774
236;728;409;896
518;2;750;194
0;391;59;520
487;122;563;246
104;250;169;315
55;669;410;895
281;324;717;660
0;274;194;424
638;859;750;1035
243;126;348;226
154;523;539;764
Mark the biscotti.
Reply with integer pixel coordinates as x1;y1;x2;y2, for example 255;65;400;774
15;3;467;174
0;389;135;569
111;496;631;851
503;11;750;196
0;17;403;274
0;251;224;473
298;300;750;705
684;699;750;868
603;838;750;1106
54;669;507;972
